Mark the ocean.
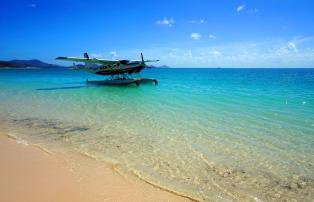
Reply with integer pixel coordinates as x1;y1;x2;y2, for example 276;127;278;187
0;68;313;201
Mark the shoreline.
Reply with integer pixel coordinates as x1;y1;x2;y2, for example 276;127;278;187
0;125;190;202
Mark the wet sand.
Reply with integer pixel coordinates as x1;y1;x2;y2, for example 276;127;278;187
0;125;190;202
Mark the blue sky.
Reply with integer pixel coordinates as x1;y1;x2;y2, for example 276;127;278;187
1;0;314;67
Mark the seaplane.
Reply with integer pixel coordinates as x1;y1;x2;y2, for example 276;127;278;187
56;52;159;86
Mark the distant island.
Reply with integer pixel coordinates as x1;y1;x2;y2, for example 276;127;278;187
0;59;65;69
0;59;170;69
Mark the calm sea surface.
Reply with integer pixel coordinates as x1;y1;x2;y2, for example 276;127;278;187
0;68;313;201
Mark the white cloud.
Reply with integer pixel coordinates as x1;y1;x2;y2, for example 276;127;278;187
276;42;298;55
190;33;201;40
110;51;118;58
287;42;298;52
188;19;206;24
91;36;314;68
184;50;193;58
237;5;245;12
27;3;36;8
209;34;216;39
212;50;222;56
156;18;175;27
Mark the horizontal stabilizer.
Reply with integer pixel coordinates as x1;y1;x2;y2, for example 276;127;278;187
145;60;160;63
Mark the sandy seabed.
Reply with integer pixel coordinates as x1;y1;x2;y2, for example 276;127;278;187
0;124;190;202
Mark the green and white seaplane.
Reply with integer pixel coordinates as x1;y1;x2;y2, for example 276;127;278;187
56;53;159;86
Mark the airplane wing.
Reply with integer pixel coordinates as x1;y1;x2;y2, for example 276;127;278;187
56;57;119;65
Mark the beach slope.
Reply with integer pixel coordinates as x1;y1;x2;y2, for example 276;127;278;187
0;128;189;202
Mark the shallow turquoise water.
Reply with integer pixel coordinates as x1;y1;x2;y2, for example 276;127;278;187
0;68;314;201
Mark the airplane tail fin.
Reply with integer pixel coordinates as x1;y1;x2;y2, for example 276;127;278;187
83;52;93;68
141;53;145;66
84;52;89;59
141;53;159;68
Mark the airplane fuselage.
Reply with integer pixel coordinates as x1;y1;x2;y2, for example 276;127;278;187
87;62;145;76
